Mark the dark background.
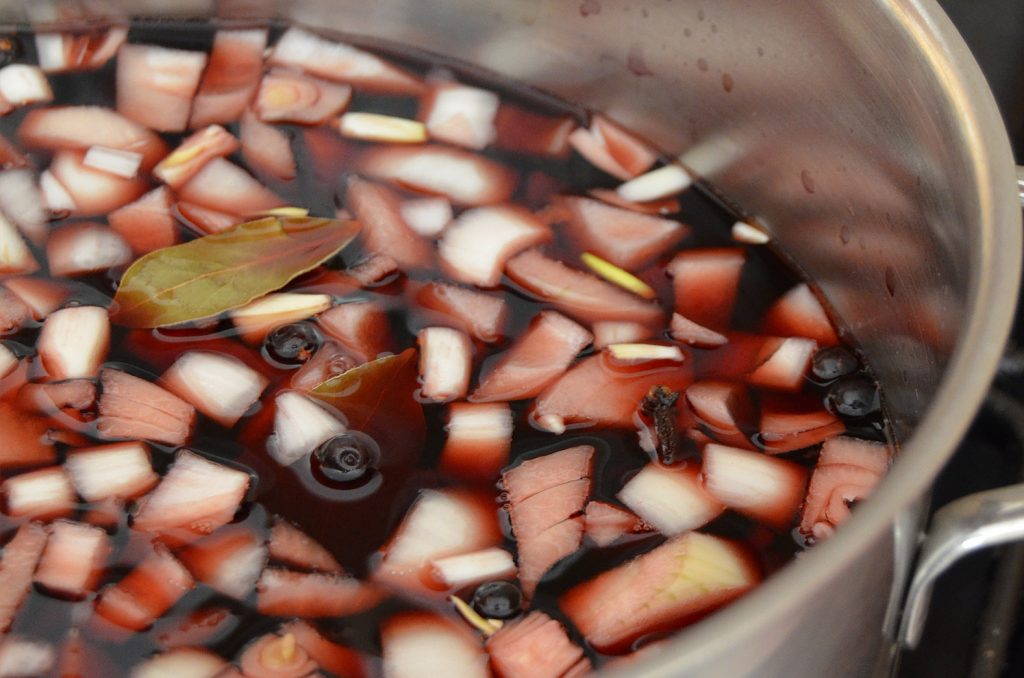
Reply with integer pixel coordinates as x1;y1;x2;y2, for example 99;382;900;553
940;0;1024;161
900;2;1024;677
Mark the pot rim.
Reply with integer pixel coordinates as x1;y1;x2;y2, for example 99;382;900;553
616;1;1022;675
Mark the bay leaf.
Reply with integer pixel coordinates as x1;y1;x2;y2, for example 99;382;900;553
312;348;425;465
111;216;360;328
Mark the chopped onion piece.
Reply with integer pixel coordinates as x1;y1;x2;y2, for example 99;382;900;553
400;197;452;237
163;352;268;428
269;391;346;467
418;327;472;402
439;206;550;287
0;637;55;677
339;112;427;143
65;442;158;502
0;65;53;107
83;145;143;179
116;44;207;133
0;213;37;274
618;464;721;536
430;547;516;588
47;223;131;277
34;34;65;72
34;520;110;598
2;467;75;518
422;81;499;150
0;169;47;244
39;170;75;213
37;305;109;379
131;450;248;538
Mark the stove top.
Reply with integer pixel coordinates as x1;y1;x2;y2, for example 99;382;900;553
898;2;1024;676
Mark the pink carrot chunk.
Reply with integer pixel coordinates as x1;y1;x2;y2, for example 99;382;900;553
503;445;594;596
256;69;352;125
799;436;891;541
487;611;591;678
48;150;148;216
532;353;692;433
670;312;729;348
747;337;817;392
97;369;196;446
567;114;658;180
3;277;69;321
0;523;47;633
583;501;651;547
177;157;284;216
421;80;499;150
317;300;392;363
18;106;168;170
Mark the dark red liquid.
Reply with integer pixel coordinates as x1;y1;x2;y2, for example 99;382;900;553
0;20;889;676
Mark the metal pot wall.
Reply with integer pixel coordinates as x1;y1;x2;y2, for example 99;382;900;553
14;0;1022;675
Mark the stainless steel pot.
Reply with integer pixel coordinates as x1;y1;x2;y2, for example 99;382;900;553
13;0;1022;675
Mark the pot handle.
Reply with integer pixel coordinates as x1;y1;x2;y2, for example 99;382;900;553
896;170;1024;649
897;481;1024;648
